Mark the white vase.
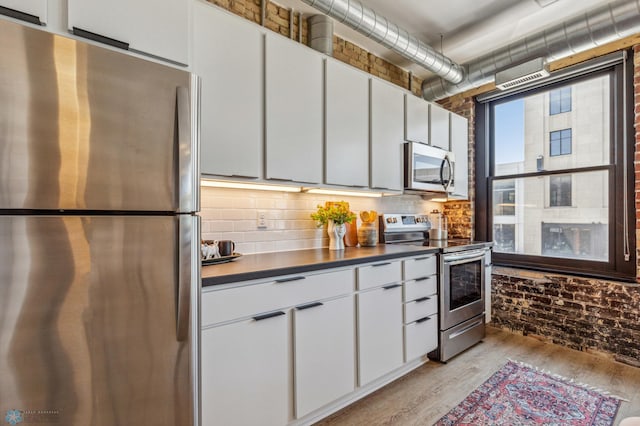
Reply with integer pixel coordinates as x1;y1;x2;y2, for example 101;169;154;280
327;220;346;250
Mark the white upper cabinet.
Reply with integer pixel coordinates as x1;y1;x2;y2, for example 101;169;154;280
67;0;189;65
450;112;469;200
265;33;323;184
325;59;369;188
370;78;404;192
194;4;263;179
0;0;47;24
405;94;429;144
429;103;450;151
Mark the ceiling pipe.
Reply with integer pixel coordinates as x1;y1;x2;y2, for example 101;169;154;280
422;0;640;101
299;0;465;84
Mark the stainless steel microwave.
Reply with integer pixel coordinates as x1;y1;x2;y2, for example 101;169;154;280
404;142;455;193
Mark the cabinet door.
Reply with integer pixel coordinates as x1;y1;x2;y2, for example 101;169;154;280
202;313;290;426
67;0;188;65
357;285;404;385
405;94;429;144
449;112;469;199
370;78;404;191
429;103;450;150
294;296;355;418
325;59;369;187
0;0;47;24
266;33;323;184
194;4;263;179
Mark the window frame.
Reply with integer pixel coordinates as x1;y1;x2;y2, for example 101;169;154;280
475;56;636;281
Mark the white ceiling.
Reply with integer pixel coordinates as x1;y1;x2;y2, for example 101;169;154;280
273;0;612;79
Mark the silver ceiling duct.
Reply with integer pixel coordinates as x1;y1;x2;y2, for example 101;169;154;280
299;0;465;84
422;0;640;101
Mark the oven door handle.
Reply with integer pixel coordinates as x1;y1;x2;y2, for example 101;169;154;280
443;250;487;263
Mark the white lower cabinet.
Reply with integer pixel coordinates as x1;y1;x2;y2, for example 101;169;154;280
293;295;355;418
405;314;438;361
357;284;404;386
202;312;289;426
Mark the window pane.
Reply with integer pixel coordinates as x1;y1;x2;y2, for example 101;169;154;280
495;75;609;175
492;170;608;261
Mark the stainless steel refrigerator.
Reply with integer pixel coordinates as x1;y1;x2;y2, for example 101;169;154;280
0;19;200;426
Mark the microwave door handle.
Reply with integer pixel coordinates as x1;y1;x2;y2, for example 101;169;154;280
441;155;452;192
445;155;453;190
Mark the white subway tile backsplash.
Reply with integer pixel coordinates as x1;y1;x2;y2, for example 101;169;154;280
200;186;442;254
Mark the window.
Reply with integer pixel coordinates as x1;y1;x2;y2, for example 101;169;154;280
550;129;572;156
476;55;635;280
494;180;516;215
549;86;571;114
549;175;571;207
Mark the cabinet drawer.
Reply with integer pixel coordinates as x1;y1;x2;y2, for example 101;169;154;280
404;276;437;302
404;314;438;362
357;260;402;290
404;296;437;324
403;255;437;281
202;269;354;326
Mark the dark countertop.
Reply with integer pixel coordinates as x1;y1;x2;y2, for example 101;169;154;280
201;245;439;287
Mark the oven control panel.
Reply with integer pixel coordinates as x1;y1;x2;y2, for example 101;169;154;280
380;213;431;232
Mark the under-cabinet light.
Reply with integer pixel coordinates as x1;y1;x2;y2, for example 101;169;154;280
200;179;302;192
303;188;383;198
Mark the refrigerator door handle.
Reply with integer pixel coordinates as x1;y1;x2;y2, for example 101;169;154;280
177;215;195;342
177;78;200;213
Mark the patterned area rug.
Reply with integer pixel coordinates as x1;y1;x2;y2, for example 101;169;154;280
435;360;622;426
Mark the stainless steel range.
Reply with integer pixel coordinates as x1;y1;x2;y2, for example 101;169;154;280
380;213;492;362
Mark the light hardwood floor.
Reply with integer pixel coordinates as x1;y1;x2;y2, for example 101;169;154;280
316;327;640;425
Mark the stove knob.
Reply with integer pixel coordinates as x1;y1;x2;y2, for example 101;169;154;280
386;217;392;223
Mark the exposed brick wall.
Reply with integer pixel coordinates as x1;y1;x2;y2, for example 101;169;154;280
206;0;415;91
491;267;640;367
438;96;475;239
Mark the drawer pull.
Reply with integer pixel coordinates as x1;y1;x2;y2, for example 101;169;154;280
383;283;402;290
416;316;432;324
372;262;391;267
415;296;431;303
275;276;306;283
415;276;431;282
253;311;286;321
295;302;323;311
414;256;431;261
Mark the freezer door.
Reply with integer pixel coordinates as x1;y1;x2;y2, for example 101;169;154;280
0;19;198;212
0;215;197;426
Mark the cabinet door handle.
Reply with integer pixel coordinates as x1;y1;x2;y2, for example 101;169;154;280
275;276;306;283
415;297;431;303
0;6;42;25
415;276;431;282
414;256;431;261
72;27;129;50
416;316;432;324
295;302;323;311
253;311;286;321
229;174;259;179
372;262;391;267
383;284;402;290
